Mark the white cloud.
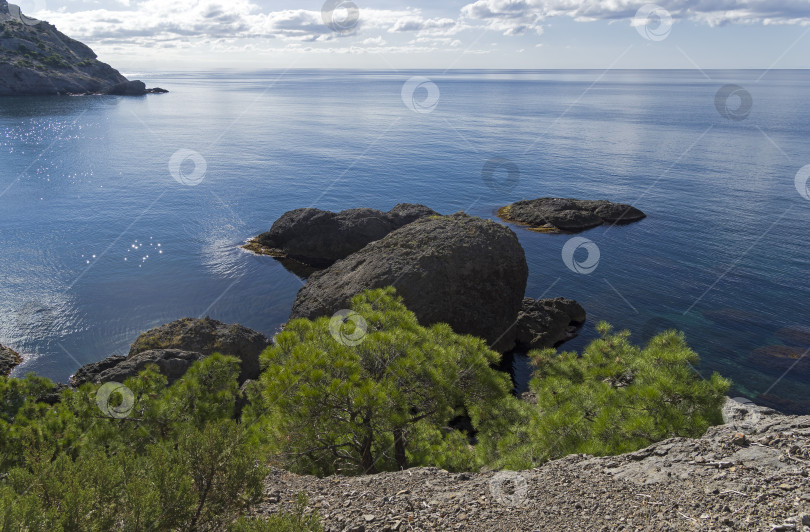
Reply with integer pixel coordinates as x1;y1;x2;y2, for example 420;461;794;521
390;16;458;33
459;0;810;36
40;2;423;45
362;35;385;45
31;0;810;58
461;0;545;35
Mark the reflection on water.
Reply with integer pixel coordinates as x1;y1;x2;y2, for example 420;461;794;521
0;95;121;118
1;70;810;413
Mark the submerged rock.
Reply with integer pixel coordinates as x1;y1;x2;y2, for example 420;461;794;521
290;212;529;353
0;344;22;376
245;203;439;269
515;297;586;350
0;2;165;96
498;198;645;233
747;345;810;373
71;350;204;387
775;326;810;347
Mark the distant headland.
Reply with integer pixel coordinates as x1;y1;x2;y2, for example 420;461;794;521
0;0;166;96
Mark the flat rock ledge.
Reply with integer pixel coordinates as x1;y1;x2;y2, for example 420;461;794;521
251;398;810;531
0;344;22;376
498;198;646;233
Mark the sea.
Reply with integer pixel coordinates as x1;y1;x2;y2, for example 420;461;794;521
1;69;809;413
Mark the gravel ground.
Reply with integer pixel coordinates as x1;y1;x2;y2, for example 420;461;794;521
252;399;810;531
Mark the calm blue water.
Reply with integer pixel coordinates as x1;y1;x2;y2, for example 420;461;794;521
2;70;810;413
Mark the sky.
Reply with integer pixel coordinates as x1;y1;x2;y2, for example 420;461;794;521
14;0;810;71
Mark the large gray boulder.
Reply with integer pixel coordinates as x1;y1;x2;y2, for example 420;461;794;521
71;350;204;387
0;344;21;377
290;213;529;352
515;298;587;350
246;203;439;268
498;198;645;233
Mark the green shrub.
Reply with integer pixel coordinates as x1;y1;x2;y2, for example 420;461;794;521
41;54;67;68
487;322;731;469
0;356;282;531
247;287;520;476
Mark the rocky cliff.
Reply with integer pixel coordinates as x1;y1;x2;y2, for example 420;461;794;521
0;1;162;95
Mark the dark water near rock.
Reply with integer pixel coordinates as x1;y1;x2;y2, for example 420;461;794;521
2;70;810;413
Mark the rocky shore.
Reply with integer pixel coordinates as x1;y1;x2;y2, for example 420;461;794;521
0;1;165;96
253;398;810;531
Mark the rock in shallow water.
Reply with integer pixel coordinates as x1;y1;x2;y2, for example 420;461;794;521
128;317;271;383
515;297;586;350
245;203;439;268
103;80;147;96
0;344;22;377
71;350;204;387
71;317;270;387
498;198;645;233
290;212;529;353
